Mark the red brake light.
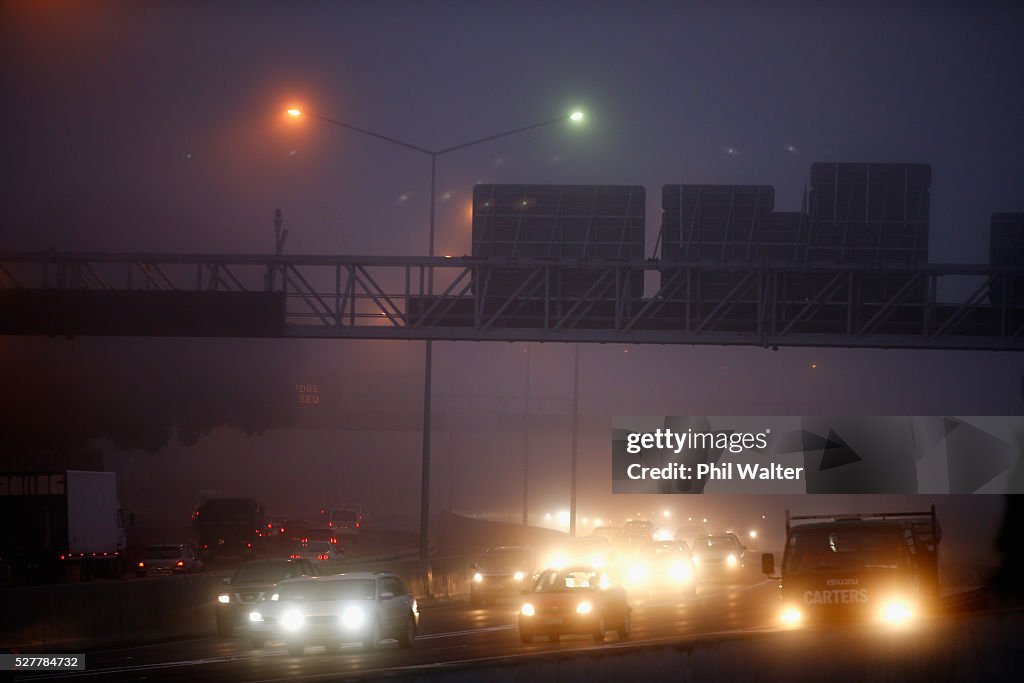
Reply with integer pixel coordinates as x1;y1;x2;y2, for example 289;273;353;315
289;554;300;559
280;528;285;533
247;542;252;548
267;523;273;528
202;544;208;549
176;560;184;567
60;554;66;561
356;522;360;528
331;537;337;544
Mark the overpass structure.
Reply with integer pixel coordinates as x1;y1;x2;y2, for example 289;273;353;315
1;251;1022;350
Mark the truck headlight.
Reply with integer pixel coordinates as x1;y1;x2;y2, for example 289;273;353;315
249;611;263;623
218;594;230;604
576;601;593;615
781;607;802;625
281;609;304;632
521;603;536;617
880;600;913;624
342;606;365;629
726;554;738;567
513;571;525;581
473;572;483;583
270;593;280;601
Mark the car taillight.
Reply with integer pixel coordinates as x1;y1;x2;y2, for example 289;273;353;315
331;537;337;544
317;554;327;560
138;562;145;568
247;543;252;548
289;554;300;559
202;544;208;549
280;528;285;533
356;522;360;528
176;560;185;567
267;523;273;528
328;522;333;528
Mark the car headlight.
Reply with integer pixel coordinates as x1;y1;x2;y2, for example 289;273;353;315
692;555;701;565
521;603;535;617
627;564;647;583
270;593;279;601
576;601;593;615
341;606;365;629
473;572;483;583
249;611;263;623
781;607;802;625
513;571;525;581
412;599;418;616
281;609;305;632
726;554;738;567
218;594;230;604
670;562;691;581
880;600;913;624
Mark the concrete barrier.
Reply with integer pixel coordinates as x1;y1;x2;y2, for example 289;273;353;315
0;572;226;650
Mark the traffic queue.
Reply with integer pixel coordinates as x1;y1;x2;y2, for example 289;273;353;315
210;507;939;655
214;517;732;654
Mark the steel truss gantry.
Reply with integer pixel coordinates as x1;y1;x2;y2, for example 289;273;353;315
1;252;1022;350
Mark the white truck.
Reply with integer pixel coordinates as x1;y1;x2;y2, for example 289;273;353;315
0;470;130;583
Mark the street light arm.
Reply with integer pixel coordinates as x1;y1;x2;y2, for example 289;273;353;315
309;113;434;156
435;115;570;155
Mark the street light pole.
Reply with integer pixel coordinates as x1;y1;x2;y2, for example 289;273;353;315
569;343;579;537
522;344;530;527
289;106;585;559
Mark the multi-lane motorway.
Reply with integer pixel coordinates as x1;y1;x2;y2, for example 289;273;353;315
14;570;778;682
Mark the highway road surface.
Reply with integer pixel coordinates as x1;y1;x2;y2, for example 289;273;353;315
13;568;780;682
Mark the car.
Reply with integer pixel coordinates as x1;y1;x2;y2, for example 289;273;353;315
290;540;345;563
248;571;419;654
329;509;361;542
341;503;370;526
518;566;631;643
216;558;318;637
265;515;292;536
136;543;204;577
280;519;311;543
591;527;629;550
692;534;746;577
623;520;656;543
674;524;709;547
305;527;341;548
469;545;534;606
621;540;697;596
541;536;614;572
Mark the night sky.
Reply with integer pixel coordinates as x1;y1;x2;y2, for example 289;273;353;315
1;2;1022;546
